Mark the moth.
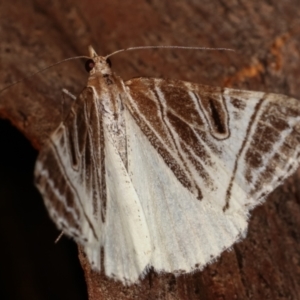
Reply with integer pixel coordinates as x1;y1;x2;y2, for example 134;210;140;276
35;46;300;284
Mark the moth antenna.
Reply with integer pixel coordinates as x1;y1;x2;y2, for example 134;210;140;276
0;55;90;95
54;231;64;244
105;45;235;59
0;46;234;94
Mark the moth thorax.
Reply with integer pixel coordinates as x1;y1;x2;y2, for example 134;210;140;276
98;78;127;168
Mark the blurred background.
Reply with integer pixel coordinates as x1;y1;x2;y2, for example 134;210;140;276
0;119;87;299
0;0;300;299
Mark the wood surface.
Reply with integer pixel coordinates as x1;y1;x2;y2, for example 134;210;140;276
0;0;300;299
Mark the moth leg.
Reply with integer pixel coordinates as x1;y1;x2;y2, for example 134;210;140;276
60;88;77;120
54;231;64;244
62;88;76;100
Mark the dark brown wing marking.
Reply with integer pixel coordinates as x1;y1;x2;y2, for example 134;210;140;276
125;77;300;211
35;87;107;245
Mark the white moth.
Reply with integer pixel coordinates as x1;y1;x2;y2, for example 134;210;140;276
35;46;300;285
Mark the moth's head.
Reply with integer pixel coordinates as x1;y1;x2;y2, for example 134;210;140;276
85;46;112;75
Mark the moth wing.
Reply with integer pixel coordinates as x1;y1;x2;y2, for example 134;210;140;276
35;87;151;283
35;88;104;247
124;77;300;273
102;128;151;283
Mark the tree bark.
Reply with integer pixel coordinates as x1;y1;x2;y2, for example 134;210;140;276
1;0;300;299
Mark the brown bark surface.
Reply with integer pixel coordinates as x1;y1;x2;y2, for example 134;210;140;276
1;0;300;299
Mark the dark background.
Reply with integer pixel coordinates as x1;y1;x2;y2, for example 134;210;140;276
0;0;300;299
0;119;87;299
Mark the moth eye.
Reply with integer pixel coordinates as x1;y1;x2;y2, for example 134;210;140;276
85;59;95;72
106;58;112;67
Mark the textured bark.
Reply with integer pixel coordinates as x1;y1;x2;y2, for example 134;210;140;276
1;0;300;299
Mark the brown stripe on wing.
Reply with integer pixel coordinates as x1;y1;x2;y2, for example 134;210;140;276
223;94;266;211
224;93;300;210
35;140;96;243
79;88;107;222
125;78;199;197
125;78;232;199
165;111;215;190
35;147;80;217
185;82;230;140
58;87;107;222
155;80;207;130
245;97;300;201
35;86;108;245
152;86;204;199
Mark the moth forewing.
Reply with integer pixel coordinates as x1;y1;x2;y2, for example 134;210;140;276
34;46;300;285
